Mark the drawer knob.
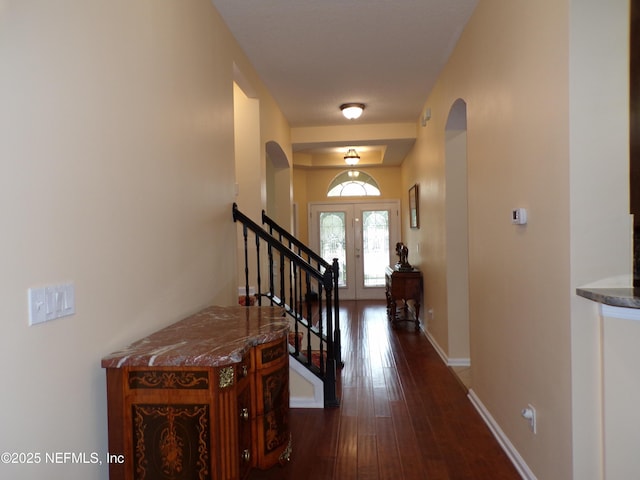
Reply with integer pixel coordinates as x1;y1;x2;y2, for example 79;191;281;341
240;407;249;420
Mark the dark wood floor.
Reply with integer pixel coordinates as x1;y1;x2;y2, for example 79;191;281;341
248;300;520;480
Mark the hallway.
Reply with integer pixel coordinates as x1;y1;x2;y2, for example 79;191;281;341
248;300;520;480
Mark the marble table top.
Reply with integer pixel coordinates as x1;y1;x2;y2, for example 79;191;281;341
101;306;288;368
576;287;640;309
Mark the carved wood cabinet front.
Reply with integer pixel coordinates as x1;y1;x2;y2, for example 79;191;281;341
101;306;291;480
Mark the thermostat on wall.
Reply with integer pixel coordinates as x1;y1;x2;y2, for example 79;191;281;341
511;208;527;225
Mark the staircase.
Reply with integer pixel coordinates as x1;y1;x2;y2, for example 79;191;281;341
232;204;341;407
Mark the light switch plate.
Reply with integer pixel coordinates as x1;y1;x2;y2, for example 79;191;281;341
511;208;528;225
28;283;76;326
28;287;47;325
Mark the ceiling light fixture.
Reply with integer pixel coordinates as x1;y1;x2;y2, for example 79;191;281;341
344;148;360;166
340;103;365;120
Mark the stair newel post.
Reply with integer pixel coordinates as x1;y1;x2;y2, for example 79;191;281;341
332;258;343;368
323;267;339;407
233;204;251;307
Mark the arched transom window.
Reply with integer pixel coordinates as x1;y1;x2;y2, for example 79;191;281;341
327;170;381;197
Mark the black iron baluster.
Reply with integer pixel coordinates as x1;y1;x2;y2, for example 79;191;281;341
304;272;313;366
267;238;274;303
234;204;340;407
255;231;262;306
292;260;299;324
279;249;286;306
317;284;324;377
332;258;343;367
242;224;251;306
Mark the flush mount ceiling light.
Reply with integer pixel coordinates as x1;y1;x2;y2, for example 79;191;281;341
340;103;365;120
344;148;360;166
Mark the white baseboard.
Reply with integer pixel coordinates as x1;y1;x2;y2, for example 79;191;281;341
468;389;537;480
290;396;324;408
424;329;470;367
448;357;471;367
425;329;448;363
420;327;534;477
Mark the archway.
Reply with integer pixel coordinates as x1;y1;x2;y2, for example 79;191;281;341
265;140;292;230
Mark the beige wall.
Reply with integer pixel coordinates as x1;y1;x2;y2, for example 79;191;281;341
0;1;630;478
0;2;290;479
569;0;631;477
234;82;262;219
260;79;293;231
401;0;630;478
293;166;403;245
234;82;262;294
406;0;565;476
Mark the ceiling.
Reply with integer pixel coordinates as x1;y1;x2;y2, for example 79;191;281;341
211;0;478;167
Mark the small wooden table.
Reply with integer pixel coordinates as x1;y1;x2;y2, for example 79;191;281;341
385;265;423;330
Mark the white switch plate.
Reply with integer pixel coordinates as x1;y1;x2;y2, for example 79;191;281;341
28;283;75;326
511;208;528;225
28;287;47;325
521;403;537;434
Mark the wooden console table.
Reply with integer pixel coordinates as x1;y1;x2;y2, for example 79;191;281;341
385;265;423;330
101;306;291;480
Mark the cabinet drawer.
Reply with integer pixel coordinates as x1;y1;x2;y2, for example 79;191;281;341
127;367;210;391
255;337;288;370
235;350;254;388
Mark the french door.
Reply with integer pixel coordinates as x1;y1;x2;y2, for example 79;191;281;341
309;201;400;300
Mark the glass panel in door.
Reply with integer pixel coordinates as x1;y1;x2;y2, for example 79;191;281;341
319;211;347;287
310;202;399;300
354;205;397;299
361;210;390;287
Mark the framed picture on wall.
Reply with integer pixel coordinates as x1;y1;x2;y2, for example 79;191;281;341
409;184;419;229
